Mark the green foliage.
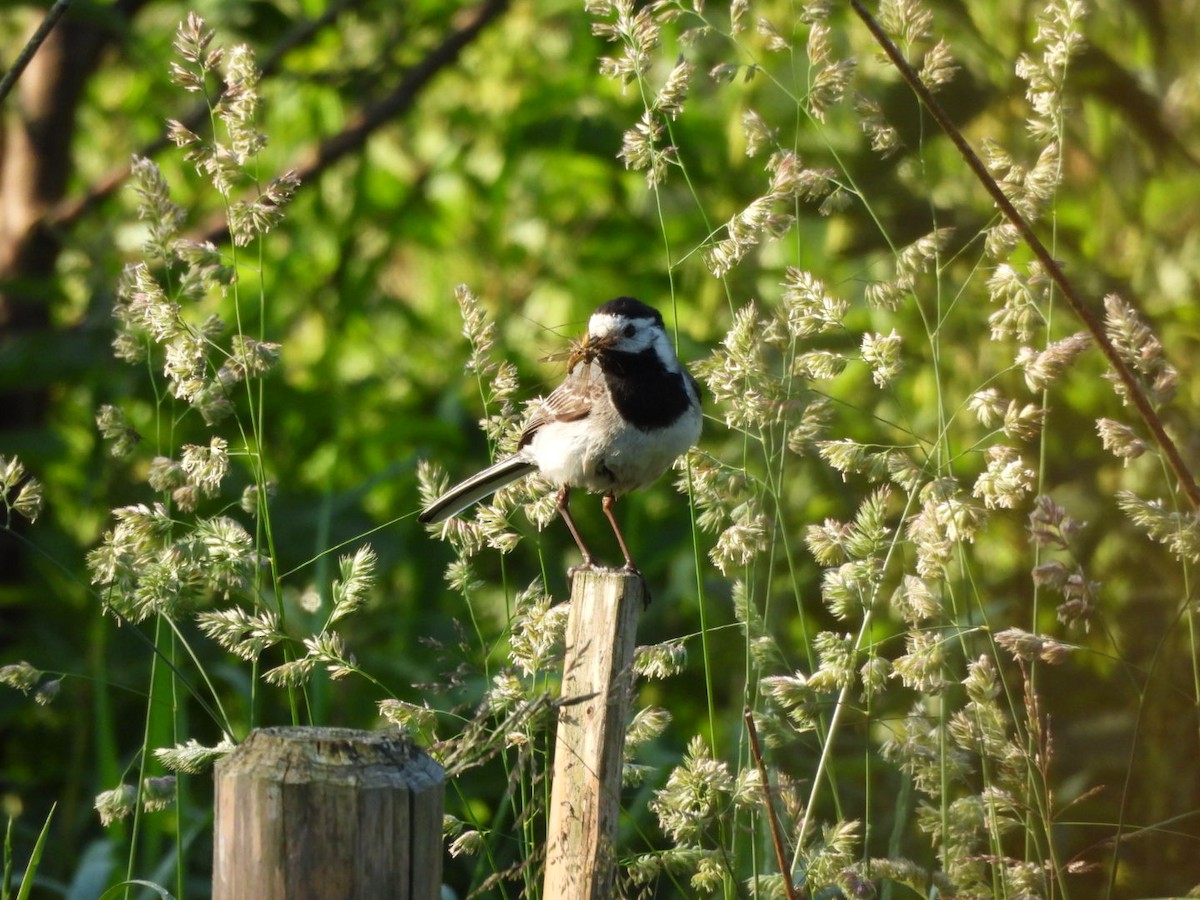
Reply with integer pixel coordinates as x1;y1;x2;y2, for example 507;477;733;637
3;0;1200;898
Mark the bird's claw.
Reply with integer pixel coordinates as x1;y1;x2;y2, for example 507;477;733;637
566;560;651;607
568;559;597;578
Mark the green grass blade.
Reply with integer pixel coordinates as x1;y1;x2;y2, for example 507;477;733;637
15;802;55;900
4;815;13;900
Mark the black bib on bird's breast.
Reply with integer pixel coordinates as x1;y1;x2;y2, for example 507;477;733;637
600;347;691;431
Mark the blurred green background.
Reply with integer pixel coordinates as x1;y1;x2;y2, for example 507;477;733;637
3;0;1200;896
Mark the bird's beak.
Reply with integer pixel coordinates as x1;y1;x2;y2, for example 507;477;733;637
567;331;615;370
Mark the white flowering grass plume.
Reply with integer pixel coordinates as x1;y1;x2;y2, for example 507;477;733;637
26;16;375;853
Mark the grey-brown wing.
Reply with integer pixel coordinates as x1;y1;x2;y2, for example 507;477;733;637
517;364;601;449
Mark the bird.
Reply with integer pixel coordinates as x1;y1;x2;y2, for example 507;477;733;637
419;296;702;574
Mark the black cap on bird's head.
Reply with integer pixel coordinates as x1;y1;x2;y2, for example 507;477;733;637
594;296;664;326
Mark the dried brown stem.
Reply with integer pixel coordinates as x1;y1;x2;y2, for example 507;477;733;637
848;0;1200;510
745;708;799;900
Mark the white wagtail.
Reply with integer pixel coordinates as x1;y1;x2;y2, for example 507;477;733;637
419;297;702;574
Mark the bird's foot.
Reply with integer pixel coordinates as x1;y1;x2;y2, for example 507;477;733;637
566;561;651;607
568;558;597;579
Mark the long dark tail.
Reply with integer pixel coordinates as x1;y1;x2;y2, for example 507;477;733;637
418;456;538;524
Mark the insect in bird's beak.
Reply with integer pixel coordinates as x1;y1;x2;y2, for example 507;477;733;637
567;334;596;370
568;331;621;370
541;331;614;372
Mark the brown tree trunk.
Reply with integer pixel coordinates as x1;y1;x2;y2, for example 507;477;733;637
1;11;115;322
0;4;140;575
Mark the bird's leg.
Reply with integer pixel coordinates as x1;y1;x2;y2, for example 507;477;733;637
602;493;651;607
557;486;596;569
602;492;640;575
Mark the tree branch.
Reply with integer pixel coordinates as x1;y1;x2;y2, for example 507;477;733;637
48;0;509;243
46;0;367;230
198;0;511;246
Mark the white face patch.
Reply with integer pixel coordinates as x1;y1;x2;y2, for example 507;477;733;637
587;312;633;341
587;312;678;372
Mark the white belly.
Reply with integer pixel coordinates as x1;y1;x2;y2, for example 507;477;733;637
526;401;700;496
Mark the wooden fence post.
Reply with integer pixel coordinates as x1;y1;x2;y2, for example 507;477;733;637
543;569;644;899
213;725;444;900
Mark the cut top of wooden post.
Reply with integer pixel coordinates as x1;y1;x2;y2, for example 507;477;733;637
214;726;444;900
216;725;441;781
544;568;645;900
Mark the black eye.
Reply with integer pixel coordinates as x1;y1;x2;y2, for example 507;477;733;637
623;324;636;338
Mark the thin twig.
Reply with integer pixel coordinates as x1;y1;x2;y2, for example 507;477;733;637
848;0;1200;511
0;0;73;107
745;708;800;900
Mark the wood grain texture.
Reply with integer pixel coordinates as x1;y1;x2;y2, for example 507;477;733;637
213;726;444;900
543;569;644;899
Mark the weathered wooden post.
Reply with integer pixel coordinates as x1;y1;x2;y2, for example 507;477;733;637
213;725;444;900
543;569;644;899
